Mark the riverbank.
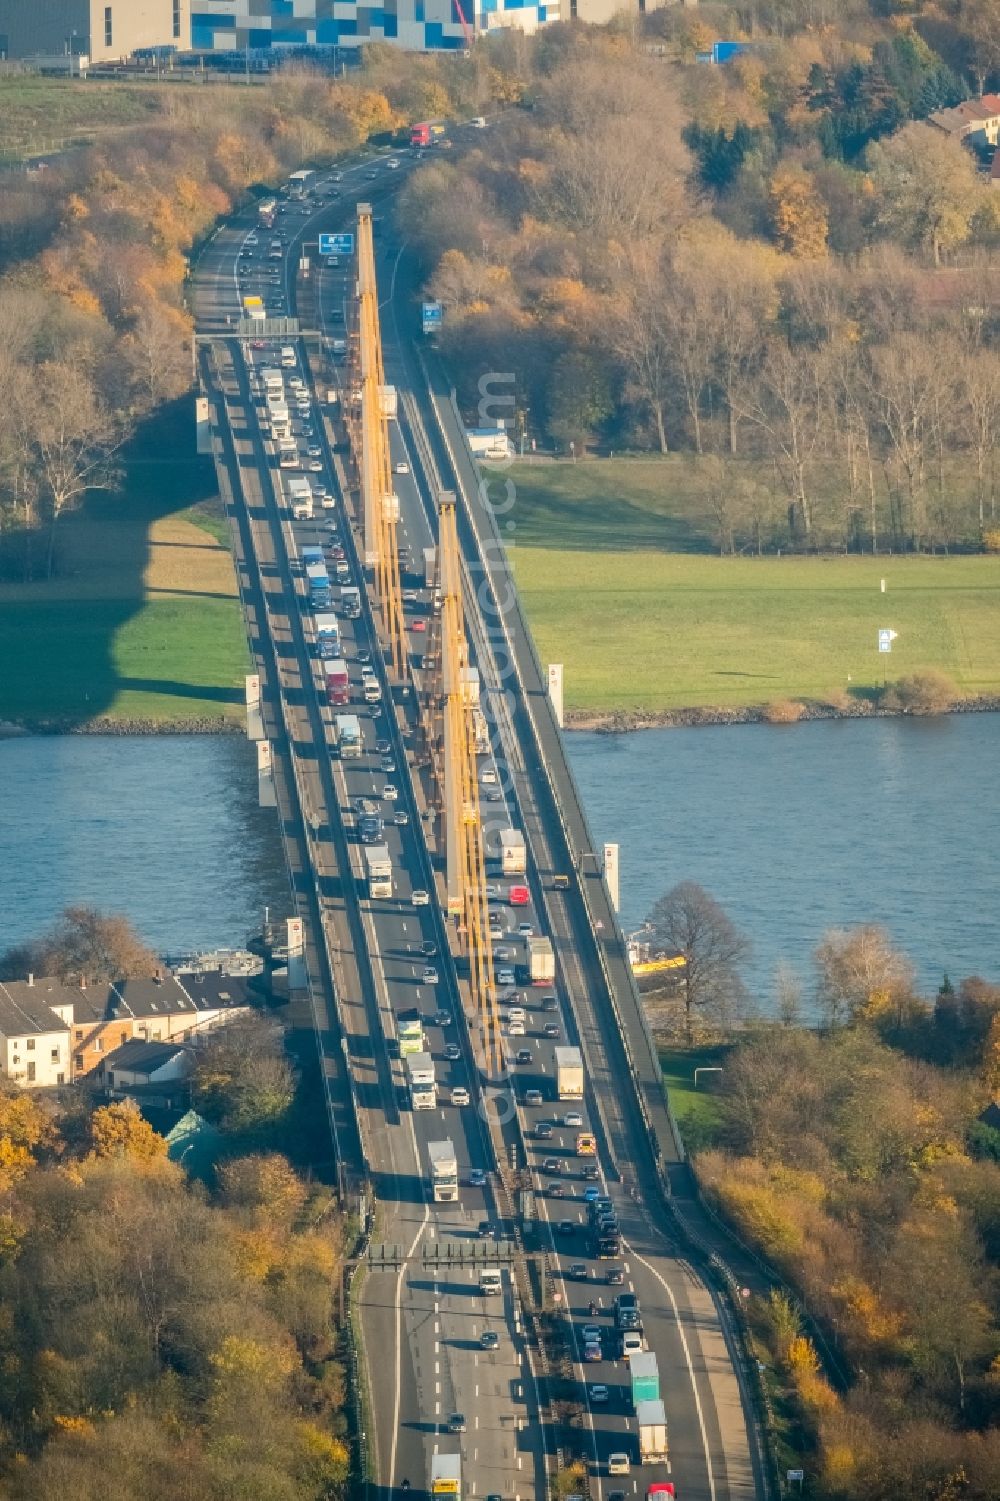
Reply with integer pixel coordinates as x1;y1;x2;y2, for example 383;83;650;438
566;693;1000;733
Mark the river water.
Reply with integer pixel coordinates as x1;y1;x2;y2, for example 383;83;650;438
0;736;289;958
0;720;996;1004
566;714;1000;1005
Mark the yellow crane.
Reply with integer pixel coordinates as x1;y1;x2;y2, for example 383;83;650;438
438;495;502;1081
355;203;406;680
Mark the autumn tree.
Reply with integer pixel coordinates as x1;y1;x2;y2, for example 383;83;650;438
814;924;915;1028
90;1100;168;1162
217;1152;307;1227
645;882;750;1040
867;122;985;265
769;168;829;259
0;906;158;985
192;1015;296;1135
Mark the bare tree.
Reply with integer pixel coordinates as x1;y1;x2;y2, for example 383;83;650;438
813;925;915;1029
645;882;750;1041
611;248;673;454
30;361;126;576
0;905;158;984
956;348;1000;530
122;304;193;408
734;341;827;539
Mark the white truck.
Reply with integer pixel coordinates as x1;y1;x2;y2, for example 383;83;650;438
261;367;283;394
334;713;361;757
430;1453;461;1500
528;936;555;985
472;707;489;755
429;1139;458;1203
379;384;398;420
554;1045;584;1101
424;545;437;588
406;1052;437;1110
364;844;392;899
286;475;313;519
269;401;291;439
499;829;526;876
636;1397;669;1463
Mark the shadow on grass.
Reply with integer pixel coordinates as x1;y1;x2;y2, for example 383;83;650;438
0;396;236;727
503;462;717;555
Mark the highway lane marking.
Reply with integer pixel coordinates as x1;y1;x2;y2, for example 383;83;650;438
389;1199;430;1493
628;1240;718;1501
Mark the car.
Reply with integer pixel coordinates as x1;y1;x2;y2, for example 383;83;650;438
447;1413;466;1433
548;1183;566;1199
608;1455;630;1477
569;1262;589;1280
411;889;429;907
393;810;409;826
581;1324;602;1343
525;1088;543;1106
486;789;503;802
365;170;378;179
496;967;515;986
411;618;426;632
582;1163;600;1180
584;1186;602;1202
543;1158;561;1174
432;1010;451;1029
382;784;398;801
583;1339;602;1362
646;1489;675;1501
515;1048;533;1065
374;738;391;754
507;1008;526;1026
288;376;304;390
444;1043;461;1062
606;1267;625;1285
480;1329;499;1349
421;940;437;957
542;995;559;1012
469;1167;486;1187
477;1221;496;1239
564;1111;583;1128
589;1383;609;1404
332;171;344;182
386;157;401;169
394;460;410;474
543;1022;561;1039
421;966;439;984
357;650;372;665
380;757;396;773
451;1087;470;1107
507;1020;525;1036
535;1122;553;1140
620;1331;644;1360
494;946;515;962
480;766;498;784
517;922;535;937
307;445;322;458
309;459;323;472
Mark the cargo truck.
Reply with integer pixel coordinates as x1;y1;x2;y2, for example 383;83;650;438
364;844;392;899
287;475;313;519
424;545;437;588
261;367;283;393
630;1351;660;1408
527;936;555;986
307;563;333;610
406;1052;437;1110
398;1009;425;1057
636;1397;668;1463
429;1139;458;1203
324;660;349;707
499;829;526;876
269;402;291;440
334;713;361;756
315;613;341;659
554;1046;584;1100
430;1452;461;1500
379;385;398;420
473;707;490;754
341;586;361;619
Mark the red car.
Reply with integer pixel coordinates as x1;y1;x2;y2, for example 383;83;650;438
411;618;426;632
647;1486;676;1500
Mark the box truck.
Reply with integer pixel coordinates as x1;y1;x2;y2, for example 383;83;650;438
554;1046;584;1100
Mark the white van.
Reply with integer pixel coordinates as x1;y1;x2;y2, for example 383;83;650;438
280;345;297;369
479;1269;502;1295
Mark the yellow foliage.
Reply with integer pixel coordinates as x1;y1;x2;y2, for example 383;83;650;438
63;194;90;223
210;1335;295;1385
769;169;829;259
830;1276;903;1344
232;1227;284;1282
295;1422;349;1487
983;528;1000;555
488;67;524;105
89;1100;167;1161
715;1179;804;1257
52;1415;96;1438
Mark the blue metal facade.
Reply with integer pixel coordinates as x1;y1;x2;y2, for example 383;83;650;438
190;0;552;52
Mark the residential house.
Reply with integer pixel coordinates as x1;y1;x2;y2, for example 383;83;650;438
0;978;72;1088
69;970;253;1078
929;95;1000;149
98;1038;194;1095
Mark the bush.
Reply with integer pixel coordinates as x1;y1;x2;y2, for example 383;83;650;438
762;698;806;723
881;669;957;715
820;687;852;713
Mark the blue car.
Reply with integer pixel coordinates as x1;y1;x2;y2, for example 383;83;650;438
584;1186;602;1202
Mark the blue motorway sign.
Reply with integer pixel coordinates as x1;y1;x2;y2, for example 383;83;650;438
422;300;443;334
319;232;354;257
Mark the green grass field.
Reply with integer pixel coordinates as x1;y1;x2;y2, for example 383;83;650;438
660;1045;729;1152
507;460;1000;713
0;77;166;157
0;402;249;727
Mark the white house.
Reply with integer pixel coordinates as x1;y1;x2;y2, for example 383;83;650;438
99;1038;194;1094
0;978;73;1088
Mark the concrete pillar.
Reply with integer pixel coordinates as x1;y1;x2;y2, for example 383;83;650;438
195;395;212;455
547;663;564;728
246;674;263;741
257;739;276;808
287;916;307;993
603;842;620;913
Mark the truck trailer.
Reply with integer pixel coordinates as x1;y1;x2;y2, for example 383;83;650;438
428;1139;458;1203
334;713;361;757
527;936;555;986
364;844;392;899
406;1052;437;1110
314;613;341;659
636;1397;668;1463
398;1009;425;1057
286;475;313;519
554;1045;584;1100
499;829;526;876
324;660;349;707
430;1452;461;1499
630;1351;660;1408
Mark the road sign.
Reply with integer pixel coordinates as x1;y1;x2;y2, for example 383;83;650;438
787;1470;804;1483
422;300;443;335
878;628;898;654
319;232;354;257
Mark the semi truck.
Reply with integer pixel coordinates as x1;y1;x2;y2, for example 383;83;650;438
307;563;333;610
364;844;392;899
527;936;555;986
398;1009;425;1057
341;586;361;619
499;829;526;876
334;713;361;756
315;613;340;659
324;660;349;707
430;1453;461;1500
630;1351;660;1408
286;475;313;519
554;1046;584;1100
473;707;490;754
406;1052;436;1110
429;1139;458;1203
269;402;291;440
636;1397;669;1463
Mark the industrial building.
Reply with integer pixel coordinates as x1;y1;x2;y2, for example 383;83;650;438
189;0;555;54
0;0;189;63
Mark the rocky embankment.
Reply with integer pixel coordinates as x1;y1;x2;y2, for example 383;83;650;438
566;695;1000;733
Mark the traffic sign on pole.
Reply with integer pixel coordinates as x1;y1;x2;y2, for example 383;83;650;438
878;628;898;654
319;232;354;256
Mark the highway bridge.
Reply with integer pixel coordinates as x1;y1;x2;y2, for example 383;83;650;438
190;136;769;1501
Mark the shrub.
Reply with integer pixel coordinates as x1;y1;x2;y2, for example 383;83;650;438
881;669;957;715
762;698;806;724
820;687;852;713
